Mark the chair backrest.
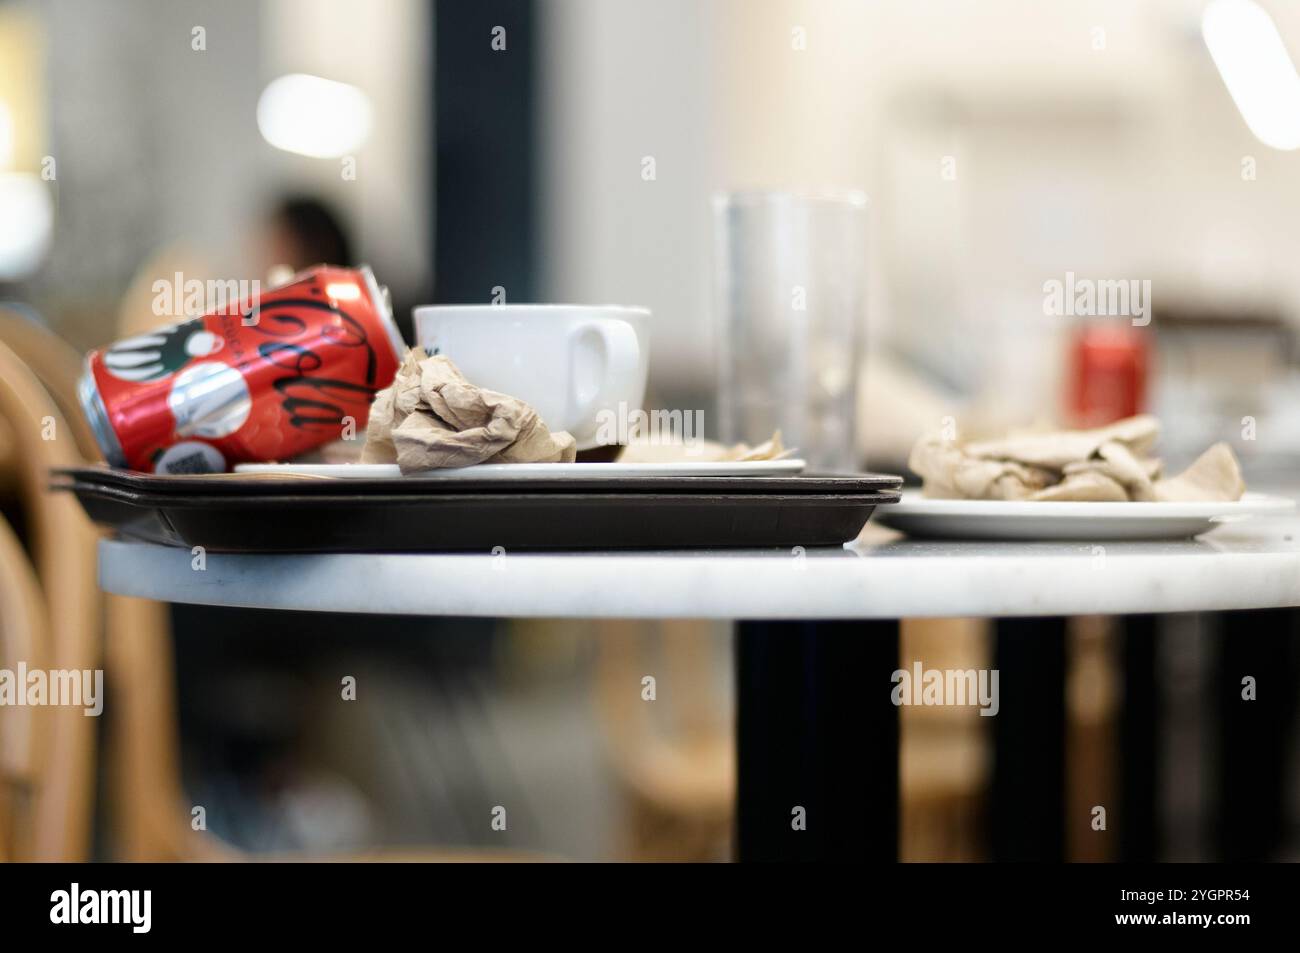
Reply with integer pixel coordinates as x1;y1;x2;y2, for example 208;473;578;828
0;320;205;862
0;307;101;462
0;513;50;861
594;620;734;813
0;339;100;860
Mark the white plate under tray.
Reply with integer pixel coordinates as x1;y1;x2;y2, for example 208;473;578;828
872;491;1295;541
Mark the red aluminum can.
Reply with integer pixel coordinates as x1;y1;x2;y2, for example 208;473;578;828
1066;321;1150;428
79;264;405;473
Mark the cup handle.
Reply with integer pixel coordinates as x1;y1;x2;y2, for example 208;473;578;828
569;319;641;435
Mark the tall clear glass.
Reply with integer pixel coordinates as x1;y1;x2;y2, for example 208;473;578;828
713;190;868;471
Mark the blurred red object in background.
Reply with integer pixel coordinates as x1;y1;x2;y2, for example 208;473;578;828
1067;322;1150;428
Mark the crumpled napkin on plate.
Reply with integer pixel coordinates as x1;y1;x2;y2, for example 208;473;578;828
618;430;793;463
909;415;1245;502
721;431;793;461
361;350;576;473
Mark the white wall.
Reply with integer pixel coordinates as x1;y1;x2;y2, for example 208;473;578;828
261;0;430;299
38;0;263;333
539;0;1300;415
32;0;431;343
539;0;720;391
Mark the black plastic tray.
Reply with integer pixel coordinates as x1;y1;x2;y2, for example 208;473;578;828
60;477;899;553
53;465;901;498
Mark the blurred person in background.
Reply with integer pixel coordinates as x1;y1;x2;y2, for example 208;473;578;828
261;194;355;275
115;193;355;340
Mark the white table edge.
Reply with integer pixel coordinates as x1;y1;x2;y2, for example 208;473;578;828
98;537;1300;621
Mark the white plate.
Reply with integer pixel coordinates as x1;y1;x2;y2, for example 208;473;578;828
873;491;1296;541
233;459;808;481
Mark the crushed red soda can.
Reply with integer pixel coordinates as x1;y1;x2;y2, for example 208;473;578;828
79;264;405;473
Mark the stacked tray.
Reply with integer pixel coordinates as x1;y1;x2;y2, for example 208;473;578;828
52;465;902;553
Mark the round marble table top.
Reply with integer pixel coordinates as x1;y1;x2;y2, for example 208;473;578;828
97;505;1300;619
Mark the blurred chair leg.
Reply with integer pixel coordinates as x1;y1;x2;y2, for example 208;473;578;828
105;594;186;861
105;594;238;861
0;789;8;862
735;620;899;861
991;617;1066;861
1213;608;1299;861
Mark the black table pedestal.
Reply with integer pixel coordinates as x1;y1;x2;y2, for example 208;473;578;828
734;620;899;861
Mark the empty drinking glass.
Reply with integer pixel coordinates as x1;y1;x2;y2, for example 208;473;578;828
713;190;868;471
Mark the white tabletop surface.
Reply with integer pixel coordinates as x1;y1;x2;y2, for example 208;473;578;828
97;508;1300;620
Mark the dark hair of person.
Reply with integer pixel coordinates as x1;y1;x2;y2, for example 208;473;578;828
272;195;354;268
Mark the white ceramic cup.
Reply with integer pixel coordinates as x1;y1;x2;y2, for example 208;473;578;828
413;304;650;450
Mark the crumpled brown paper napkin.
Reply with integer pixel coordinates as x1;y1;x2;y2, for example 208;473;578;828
618;430;793;463
909;415;1245;502
361;350;576;473
721;431;793;462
